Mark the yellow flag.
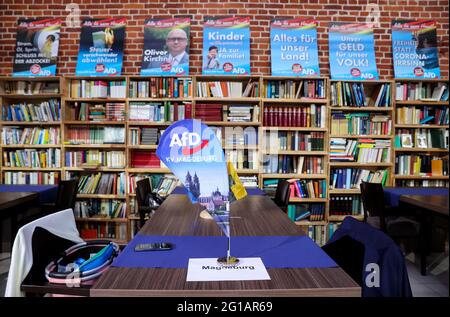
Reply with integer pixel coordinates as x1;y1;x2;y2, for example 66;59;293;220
227;161;247;200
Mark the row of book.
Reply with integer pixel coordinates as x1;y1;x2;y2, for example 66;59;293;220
129;78;193;98
79;223;127;241
395;180;449;187
395;129;448;149
128;102;192;122
130;151;165;168
264;131;325;151
330;168;389;189
3;171;59;185
331;112;392;136
288;179;327;199
196;80;259;98
65;150;126;168
300;225;327;246
74;199;126;219
76;172;126;195
223;105;259;122
1;80;59;95
264;79;326;99
396;106;449;125
129;127;160;145
395;82;448;101
70;102;126;121
3;149;61;168
222;127;258;146
2;100;60;122
1;127;60;145
330;138;391;163
239;175;258;187
263;105;326;127
395;155;448;176
195;103;222;122
263;155;325;174
66;127;125;144
329;195;363;216
127;174;166;195
330;82;391;107
225;149;258;170
70;80;127;98
288;204;326;222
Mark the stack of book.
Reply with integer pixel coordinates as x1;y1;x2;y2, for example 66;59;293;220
140;128;159;145
130;151;162;168
288;204;326;222
330;138;357;161
239;176;258;187
223;105;259;122
106;103;126;121
265;79;325;99
264;131;325;151
2;80;59;94
66;127;125;144
355;139;391;163
129;102;192;122
70;80;126;98
65;150;125;168
395;155;448;176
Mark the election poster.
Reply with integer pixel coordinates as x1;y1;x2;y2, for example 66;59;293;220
140;18;190;76
392;20;440;79
75;18;126;76
156;119;231;236
328;22;379;80
202;16;251;75
12;18;61;77
270;18;320;77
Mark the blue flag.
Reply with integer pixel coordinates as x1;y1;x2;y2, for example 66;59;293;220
156;119;230;236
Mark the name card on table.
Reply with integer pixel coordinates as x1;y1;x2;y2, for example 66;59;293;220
186;257;271;282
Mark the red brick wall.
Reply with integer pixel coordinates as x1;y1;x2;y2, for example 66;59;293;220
0;0;448;79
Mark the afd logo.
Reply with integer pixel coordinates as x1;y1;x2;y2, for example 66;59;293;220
169;132;209;155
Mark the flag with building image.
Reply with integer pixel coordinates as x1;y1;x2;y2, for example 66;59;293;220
156;119;231;236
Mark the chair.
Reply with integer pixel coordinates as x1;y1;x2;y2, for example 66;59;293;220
360;181;420;250
5;209;84;297
42;179;79;215
136;178;159;227
272;179;290;212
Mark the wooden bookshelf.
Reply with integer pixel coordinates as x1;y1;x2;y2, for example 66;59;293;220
328;79;395;226
393;78;449;188
0;76;63;186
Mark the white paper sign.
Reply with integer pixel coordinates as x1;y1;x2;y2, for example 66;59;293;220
186;257;271;282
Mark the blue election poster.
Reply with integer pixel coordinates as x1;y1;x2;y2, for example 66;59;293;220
202;16;251;75
392;20;440;79
329;22;379;80
12;18;61;77
140;17;190;76
75;18;126;76
270;18;320;77
156;119;230;236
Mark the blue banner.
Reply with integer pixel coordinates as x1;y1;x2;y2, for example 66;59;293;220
270;18;320;77
140;18;190;76
202;17;251;75
12;18;61;77
329;22;379;80
156;119;230;236
392;20;440;79
75;18;126;76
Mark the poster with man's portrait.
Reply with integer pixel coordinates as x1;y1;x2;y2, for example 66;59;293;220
140;18;190;76
12;18;61;77
392;20;440;79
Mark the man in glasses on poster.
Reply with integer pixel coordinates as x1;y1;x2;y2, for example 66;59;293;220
149;28;189;71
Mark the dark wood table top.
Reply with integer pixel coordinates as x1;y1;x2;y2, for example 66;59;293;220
0;191;39;213
91;194;361;297
400;195;449;216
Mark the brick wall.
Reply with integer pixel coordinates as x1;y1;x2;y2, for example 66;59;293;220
0;0;448;78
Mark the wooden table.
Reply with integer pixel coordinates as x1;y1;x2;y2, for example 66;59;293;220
91;194;361;297
400;195;449;276
0;192;39;252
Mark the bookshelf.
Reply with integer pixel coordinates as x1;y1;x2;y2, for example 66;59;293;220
328;79;395;233
0;76;63;185
1;74;447;246
63;76;128;243
260;76;329;245
393;78;449;188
